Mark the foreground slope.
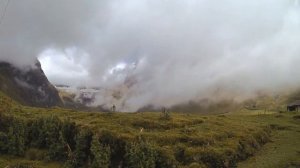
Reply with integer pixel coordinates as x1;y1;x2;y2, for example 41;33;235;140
0;92;299;167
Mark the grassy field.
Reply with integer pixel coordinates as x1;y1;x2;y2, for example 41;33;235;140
238;111;300;168
0;92;300;167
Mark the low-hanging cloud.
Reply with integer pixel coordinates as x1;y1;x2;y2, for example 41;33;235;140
0;0;300;111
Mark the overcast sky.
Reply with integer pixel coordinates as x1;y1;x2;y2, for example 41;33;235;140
0;0;299;111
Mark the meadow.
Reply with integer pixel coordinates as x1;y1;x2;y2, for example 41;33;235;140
0;92;299;168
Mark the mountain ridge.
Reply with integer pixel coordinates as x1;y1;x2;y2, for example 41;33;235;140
0;61;62;107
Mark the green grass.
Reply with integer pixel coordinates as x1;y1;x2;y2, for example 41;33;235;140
1;92;300;167
0;155;61;168
238;112;300;168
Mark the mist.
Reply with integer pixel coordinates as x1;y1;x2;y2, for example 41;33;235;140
0;0;300;111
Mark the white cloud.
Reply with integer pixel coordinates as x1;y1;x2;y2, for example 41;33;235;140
38;48;89;86
0;0;300;111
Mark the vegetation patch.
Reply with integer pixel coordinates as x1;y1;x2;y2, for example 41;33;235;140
293;115;300;120
6;162;36;168
2;92;300;168
269;124;290;130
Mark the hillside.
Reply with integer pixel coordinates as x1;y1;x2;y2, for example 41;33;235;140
0;91;299;168
0;61;62;107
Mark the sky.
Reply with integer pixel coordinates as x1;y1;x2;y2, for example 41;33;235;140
0;0;300;111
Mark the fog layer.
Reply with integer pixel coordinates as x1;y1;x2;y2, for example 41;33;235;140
0;0;299;111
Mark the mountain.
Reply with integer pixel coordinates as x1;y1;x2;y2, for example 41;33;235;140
0;61;62;107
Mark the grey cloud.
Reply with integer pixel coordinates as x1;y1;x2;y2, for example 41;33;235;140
0;0;299;111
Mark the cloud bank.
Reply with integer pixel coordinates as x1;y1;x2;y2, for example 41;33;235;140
0;0;300;111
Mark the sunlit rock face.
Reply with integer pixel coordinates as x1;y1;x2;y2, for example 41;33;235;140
0;61;62;107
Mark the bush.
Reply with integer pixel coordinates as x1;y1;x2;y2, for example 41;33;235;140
196;150;225;168
62;120;78;150
90;135;111;168
73;129;93;167
189;162;206;168
43;116;63;148
25;148;46;161
155;147;179;168
0;114;14;132
27;116;62;149
124;141;157;168
7;119;26;156
27;119;46;148
174;144;185;162
0;131;8;153
99;130;126;167
47;132;68;161
293;115;300;120
237;138;257;160
7;163;35;168
25;116;80;163
185;147;238;168
160;109;171;120
132;120;171;130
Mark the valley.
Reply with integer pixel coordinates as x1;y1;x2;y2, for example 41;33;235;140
1;1;300;167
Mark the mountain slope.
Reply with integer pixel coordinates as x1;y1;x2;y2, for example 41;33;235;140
0;61;62;107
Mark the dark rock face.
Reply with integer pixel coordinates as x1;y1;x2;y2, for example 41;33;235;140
0;61;62;107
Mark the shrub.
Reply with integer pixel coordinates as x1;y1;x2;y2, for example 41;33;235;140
7;162;35;168
189;162;206;168
293;115;300;120
155;147;179;168
160;109;171;120
174;144;186;162
99;130;126;166
124;141;157;168
47;132;68;161
0;114;14;132
43;116;63;148
0;131;8;153
90;135;111;168
132;120;171;130
237;137;257;160
7;119;26;156
27;119;46;148
74;129;93;167
25;148;46;161
185;147;238;168
62;120;78;151
196;149;225;168
27;116;62;149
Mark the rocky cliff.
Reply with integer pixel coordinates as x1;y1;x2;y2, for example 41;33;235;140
0;61;62;107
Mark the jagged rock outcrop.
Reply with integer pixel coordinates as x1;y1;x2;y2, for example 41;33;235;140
0;61;62;107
